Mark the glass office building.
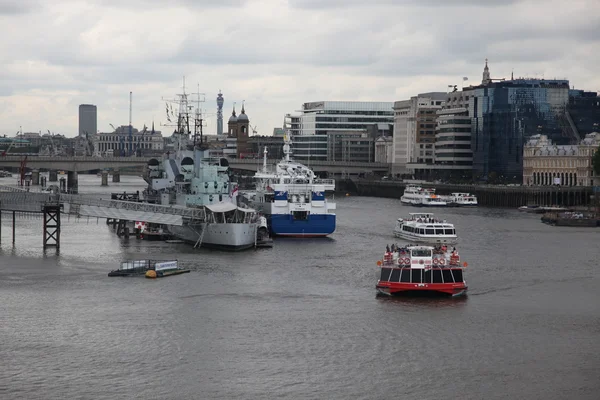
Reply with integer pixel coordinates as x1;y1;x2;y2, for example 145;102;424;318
289;101;393;162
466;79;570;181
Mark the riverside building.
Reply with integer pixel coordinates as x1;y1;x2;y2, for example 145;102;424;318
286;101;393;162
522;132;600;187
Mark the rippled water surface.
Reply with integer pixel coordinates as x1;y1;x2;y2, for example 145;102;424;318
1;175;599;399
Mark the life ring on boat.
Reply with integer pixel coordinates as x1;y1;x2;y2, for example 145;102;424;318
400;258;408;265
433;258;439;265
439;258;446;265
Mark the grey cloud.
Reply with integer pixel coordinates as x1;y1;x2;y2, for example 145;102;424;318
1;0;599;135
288;0;519;9
0;0;39;14
97;0;248;8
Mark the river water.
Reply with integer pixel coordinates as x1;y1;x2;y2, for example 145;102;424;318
1;175;599;399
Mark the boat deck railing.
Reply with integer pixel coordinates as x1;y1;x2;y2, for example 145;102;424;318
118;259;179;270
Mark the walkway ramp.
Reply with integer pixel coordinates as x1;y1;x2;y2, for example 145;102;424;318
0;185;205;225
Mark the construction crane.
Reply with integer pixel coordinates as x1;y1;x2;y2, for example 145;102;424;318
128;91;133;156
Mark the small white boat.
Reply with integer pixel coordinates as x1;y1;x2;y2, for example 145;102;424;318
445;192;478;207
400;185;447;207
393;213;457;244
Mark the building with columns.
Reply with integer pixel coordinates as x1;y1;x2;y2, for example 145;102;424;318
94;124;163;157
522;132;600;186
375;136;393;163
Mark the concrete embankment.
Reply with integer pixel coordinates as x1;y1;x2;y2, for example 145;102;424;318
336;180;594;208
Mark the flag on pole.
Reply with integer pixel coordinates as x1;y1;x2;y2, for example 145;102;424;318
229;185;239;199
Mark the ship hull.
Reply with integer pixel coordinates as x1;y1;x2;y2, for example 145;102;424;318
269;214;336;237
168;223;257;251
376;281;467;297
401;199;447;207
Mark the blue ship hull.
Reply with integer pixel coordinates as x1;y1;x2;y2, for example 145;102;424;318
269;214;336;237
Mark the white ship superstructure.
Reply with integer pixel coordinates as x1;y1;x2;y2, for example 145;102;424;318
239;135;336;237
393;213;457;244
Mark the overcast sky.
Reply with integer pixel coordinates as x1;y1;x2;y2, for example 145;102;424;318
1;0;598;137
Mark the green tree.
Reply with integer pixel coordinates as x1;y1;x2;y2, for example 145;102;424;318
593;145;600;177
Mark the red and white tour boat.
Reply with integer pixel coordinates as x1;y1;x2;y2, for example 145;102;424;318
376;244;468;297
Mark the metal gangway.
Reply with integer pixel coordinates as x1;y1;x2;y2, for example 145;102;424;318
0;185;206;226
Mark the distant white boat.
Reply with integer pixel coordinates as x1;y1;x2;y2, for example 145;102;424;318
443;192;478;207
400;185;447;207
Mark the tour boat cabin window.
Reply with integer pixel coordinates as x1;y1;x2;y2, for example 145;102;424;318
411;249;432;257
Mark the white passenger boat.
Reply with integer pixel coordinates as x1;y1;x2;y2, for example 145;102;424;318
400;185;447;207
393;213;457;244
444;192;478;207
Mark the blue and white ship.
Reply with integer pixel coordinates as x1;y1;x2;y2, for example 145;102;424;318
240;134;336;237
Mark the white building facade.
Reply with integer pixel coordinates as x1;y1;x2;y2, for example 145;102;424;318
392;93;445;175
288;101;393;162
375;136;393;163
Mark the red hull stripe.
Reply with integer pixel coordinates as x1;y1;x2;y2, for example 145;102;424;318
377;282;467;295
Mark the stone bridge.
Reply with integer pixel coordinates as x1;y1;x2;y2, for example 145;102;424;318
0;155;390;174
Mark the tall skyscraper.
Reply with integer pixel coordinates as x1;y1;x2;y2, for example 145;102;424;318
216;91;224;136
79;104;97;137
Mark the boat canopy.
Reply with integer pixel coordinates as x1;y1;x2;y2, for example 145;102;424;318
205;203;256;213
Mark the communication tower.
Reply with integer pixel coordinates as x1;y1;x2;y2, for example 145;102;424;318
216;90;224;136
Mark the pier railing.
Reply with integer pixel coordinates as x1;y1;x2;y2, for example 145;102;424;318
0;185;206;222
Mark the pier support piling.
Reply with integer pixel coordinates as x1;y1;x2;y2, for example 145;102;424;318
112;171;121;183
67;171;78;194
31;169;40;185
101;171;108;186
12;210;15;245
42;204;61;249
48;170;58;182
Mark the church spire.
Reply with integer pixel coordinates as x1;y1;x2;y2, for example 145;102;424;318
482;58;491;85
231;103;236;117
241;100;245;115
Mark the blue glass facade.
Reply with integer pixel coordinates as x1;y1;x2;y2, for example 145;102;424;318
467;79;570;181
